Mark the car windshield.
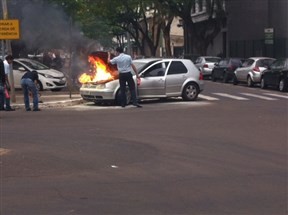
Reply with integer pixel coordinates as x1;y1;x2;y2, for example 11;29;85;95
18;59;49;70
270;59;288;70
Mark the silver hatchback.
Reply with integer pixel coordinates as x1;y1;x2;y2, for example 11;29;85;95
233;57;275;87
80;58;204;105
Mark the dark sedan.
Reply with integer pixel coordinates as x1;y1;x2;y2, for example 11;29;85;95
260;58;288;92
211;58;244;83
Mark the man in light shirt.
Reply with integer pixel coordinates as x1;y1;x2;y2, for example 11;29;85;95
108;47;142;108
3;55;15;111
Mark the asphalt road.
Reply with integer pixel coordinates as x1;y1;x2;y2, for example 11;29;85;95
1;81;287;215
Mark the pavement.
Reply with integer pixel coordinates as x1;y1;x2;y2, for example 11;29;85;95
8;89;84;110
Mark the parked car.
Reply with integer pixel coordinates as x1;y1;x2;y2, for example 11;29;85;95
194;56;221;78
211;58;244;83
80;58;204;105
233;57;275;87
260;58;288;92
11;58;67;91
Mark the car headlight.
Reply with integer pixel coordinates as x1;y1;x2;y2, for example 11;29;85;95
96;84;106;89
39;73;54;78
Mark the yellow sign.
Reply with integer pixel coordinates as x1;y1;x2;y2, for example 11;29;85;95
0;19;20;40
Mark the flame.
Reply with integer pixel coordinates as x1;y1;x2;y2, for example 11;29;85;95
78;54;118;84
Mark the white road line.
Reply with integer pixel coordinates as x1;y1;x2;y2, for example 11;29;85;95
198;94;220;101
213;93;249;100
263;93;288;99
240;93;278;101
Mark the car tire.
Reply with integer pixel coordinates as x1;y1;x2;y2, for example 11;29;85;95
181;82;199;101
260;77;267;89
211;73;216;82
223;73;228;83
279;78;287;92
247;76;254;87
115;87;131;106
233;75;238;85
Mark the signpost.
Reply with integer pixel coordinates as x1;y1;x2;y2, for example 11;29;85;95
264;28;274;45
0;19;20;39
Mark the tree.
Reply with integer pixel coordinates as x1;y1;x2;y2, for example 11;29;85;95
160;0;227;55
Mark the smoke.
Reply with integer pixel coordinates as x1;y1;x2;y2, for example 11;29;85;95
4;0;101;54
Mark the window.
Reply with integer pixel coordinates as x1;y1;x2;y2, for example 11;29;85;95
167;61;187;75
242;59;254;67
143;62;167;77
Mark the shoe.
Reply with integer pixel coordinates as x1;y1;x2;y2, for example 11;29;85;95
33;108;41;111
133;104;142;108
5;108;15;111
26;108;31;111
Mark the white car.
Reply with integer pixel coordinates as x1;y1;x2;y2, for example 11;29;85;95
80;58;204;105
194;56;221;77
233;57;275;87
11;58;67;91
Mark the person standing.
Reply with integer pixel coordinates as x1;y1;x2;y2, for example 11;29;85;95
107;47;142;108
20;70;40;111
3;55;15;111
0;59;5;111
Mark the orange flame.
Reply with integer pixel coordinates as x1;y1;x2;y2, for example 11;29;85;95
78;55;118;84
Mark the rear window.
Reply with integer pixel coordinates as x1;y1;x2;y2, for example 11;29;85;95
256;59;275;67
167;61;187;75
204;57;220;63
242;59;254;67
219;59;229;66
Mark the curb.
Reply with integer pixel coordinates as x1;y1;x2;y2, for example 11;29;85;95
12;98;84;109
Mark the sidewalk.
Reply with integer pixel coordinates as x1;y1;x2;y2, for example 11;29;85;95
10;90;84;109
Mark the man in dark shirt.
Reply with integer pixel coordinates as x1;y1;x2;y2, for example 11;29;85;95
0;59;5;110
21;70;40;111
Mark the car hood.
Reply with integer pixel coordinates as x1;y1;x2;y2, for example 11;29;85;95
37;69;64;77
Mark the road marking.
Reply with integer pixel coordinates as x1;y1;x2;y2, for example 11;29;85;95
263;93;288;99
198;94;219;101
240;93;278;101
213;93;249;100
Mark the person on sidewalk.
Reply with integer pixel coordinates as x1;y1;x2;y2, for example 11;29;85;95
107;47;142;108
0;59;5;110
20;70;40;111
3;55;15;111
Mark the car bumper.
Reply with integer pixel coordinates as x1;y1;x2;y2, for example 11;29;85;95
201;68;213;76
80;88;115;102
42;77;67;90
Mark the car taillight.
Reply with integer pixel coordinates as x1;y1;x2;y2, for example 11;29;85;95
253;66;260;72
199;72;203;80
203;64;208;68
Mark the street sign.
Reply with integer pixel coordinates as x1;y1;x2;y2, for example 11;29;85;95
264;28;274;45
0;19;20;40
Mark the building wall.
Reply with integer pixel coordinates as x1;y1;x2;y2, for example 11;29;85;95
226;0;288;58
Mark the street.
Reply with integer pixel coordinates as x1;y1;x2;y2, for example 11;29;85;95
1;81;287;215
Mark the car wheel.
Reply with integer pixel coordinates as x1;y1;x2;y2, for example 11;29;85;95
260;77;267;89
115;87;131;106
36;81;43;91
247;76;254;87
233;75;238;85
211;73;216;82
223;73;228;83
181;82;199;101
279;78;287;92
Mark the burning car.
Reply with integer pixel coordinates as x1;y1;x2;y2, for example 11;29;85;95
79;52;204;105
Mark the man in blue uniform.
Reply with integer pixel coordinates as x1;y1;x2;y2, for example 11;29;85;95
108;47;142;108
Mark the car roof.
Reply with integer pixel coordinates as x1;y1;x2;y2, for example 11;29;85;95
133;58;162;63
248;57;275;60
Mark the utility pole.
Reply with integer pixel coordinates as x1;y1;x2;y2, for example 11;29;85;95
1;0;16;102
